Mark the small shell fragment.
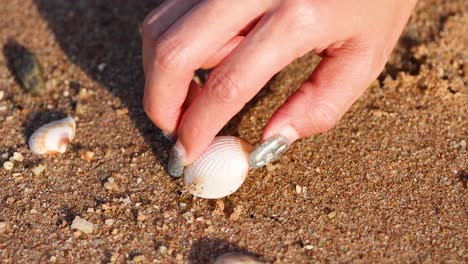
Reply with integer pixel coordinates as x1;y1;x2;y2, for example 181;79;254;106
31;164;46;176
28;117;76;155
3;161;14;170
70;216;93;234
214;252;263;264
184;136;253;199
13;152;24;162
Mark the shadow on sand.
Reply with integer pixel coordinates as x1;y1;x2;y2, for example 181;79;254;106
31;0;270;172
31;1;268;260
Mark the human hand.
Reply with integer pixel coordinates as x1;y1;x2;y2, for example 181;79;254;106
142;0;417;177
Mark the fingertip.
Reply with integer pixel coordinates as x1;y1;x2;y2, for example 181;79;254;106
262;107;301;142
262;123;300;143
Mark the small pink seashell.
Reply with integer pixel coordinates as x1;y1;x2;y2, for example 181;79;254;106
28;117;76;154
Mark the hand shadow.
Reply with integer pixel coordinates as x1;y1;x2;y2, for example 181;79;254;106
33;0;271;171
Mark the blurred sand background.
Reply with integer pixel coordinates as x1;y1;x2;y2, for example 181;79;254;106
0;0;466;263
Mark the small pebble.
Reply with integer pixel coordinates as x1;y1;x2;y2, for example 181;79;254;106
63;90;69;97
93;239;104;246
176;254;183;261
116;108;128;116
205;225;214;233
110;253;118;262
81;151;95;161
132;255;146;263
121;197;131;205
265;163;279;172
182;212;193;221
6;197;15;204
98;63;107;71
78;88;90;99
230;206;242;221
137;213;146;222
75;103;86;115
0;90;4;101
0;222;6;229
3;161;14;170
104;177;118;191
158;246;167;254
71;216;94;234
304;245;313;250
327;211;337;219
105;219;115;226
136;177;142;184
295;185;302;194
13;152;24;162
87;208;95;213
49;256;57;262
31;164;46;175
30;209;37;214
460;140;466;150
104;182;118;190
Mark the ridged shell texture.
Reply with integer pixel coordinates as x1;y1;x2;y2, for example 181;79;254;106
184;136;253;199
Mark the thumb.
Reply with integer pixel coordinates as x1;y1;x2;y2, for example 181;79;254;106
249;48;386;169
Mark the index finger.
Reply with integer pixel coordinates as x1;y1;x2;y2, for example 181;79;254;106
142;0;201;134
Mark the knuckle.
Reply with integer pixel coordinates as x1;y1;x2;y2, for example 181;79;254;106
309;102;340;133
297;93;340;133
154;38;188;70
276;0;317;29
206;69;245;104
349;40;389;77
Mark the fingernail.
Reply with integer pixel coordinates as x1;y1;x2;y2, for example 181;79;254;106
168;141;185;178
249;135;291;169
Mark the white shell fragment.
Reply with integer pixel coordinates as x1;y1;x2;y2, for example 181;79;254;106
70;216;94;234
184;136;253;199
28;117;76;154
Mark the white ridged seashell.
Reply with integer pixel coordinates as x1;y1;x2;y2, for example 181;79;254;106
184;136;254;199
28;117;76;154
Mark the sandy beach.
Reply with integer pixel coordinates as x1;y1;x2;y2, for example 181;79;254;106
0;0;466;263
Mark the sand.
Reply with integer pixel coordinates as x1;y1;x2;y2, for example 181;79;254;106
0;0;466;263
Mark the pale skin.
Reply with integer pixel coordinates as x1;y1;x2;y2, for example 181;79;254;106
142;0;418;169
